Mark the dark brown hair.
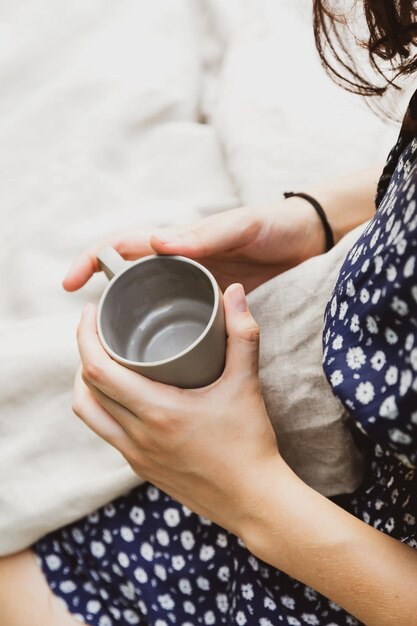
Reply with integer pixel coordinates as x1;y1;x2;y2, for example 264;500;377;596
313;1;417;98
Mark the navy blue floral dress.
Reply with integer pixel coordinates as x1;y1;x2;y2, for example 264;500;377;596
34;93;417;626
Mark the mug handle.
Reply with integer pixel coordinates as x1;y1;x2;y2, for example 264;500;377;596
96;246;126;280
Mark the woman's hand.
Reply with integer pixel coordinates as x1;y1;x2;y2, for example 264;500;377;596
63;201;325;294
72;283;286;536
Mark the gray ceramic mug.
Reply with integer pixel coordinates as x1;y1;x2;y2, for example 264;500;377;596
96;247;226;388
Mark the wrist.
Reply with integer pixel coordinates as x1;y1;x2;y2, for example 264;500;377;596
237;455;309;556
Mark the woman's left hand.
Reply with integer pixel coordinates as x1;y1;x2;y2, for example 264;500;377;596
72;283;284;536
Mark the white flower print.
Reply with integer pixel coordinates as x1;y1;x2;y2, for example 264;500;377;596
102;529;112;544
83;581;96;594
366;316;378;334
120;526;134;542
147;485;159;500
134;567;148;583
330;297;337;317
385;365;398;385
386;264;397;281
370;228;380;248
123;609;140;625
352;243;364;264
359;288;370;303
350;314;360;333
236;611;247;625
217;565;230;582
86;600;101;614
281;594;296;609
385;327;398;344
203;610;215;624
332;335;343;350
396;235;407;256
330;370;344;387
361;258;370;273
172;555;186;571
59;580;76;594
404;255;415;277
391;296;409;316
287;619;301;626
410;348;417;370
197;576;210;590
180;530;195;550
155;621;169;626
405;333;415;351
370;350;386;371
248;555;259;570
154;564;167;580
263;596;277;611
129;506;145;525
216;532;228;548
45;554;62;571
118;552;130;568
374;255;383;274
259;620;274;626
216;594;228;613
338;301;348;320
379;395;399;419
158;594;175;610
242;584;254;600
346;279;356;296
400;369;413;395
301;613;319;625
199;545;215;562
99;617;112;626
355;381;375;405
404;513;416;525
179;578;192;595
346;346;366;370
156;528;170;546
371;288;382;304
90;541;105;558
163;508;180;527
183;601;196;614
385;517;395;533
389;428;412;444
304;587;317;601
72;528;85;544
104;504;116;517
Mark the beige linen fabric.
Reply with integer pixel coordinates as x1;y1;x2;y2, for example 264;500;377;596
248;224;367;496
0;224;366;556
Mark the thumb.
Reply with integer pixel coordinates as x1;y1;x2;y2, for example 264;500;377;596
223;283;260;379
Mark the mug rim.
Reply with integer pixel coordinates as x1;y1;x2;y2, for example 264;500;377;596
96;254;221;368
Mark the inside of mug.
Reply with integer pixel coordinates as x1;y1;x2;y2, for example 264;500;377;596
99;257;215;364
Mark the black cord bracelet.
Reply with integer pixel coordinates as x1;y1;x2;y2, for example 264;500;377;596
283;191;335;252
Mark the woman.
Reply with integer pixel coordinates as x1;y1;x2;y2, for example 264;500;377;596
1;2;416;625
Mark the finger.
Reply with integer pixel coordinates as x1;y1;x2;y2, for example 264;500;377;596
150;207;260;258
63;231;154;292
84;375;141;436
77;303;173;415
223;283;260;378
72;366;130;450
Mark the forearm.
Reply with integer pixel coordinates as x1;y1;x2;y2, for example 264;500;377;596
240;457;417;626
311;164;384;244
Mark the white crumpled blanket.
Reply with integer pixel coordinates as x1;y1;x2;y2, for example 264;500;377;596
0;0;399;555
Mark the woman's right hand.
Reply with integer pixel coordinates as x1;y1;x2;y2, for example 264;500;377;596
63;201;325;293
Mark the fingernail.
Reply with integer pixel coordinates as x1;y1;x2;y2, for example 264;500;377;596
153;229;182;244
229;284;248;312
